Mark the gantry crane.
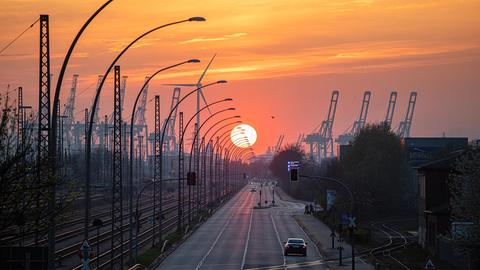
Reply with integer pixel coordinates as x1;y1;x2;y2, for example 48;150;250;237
336;91;371;145
305;90;339;162
63;74;79;150
274;134;284;154
133;76;148;163
90;75;103;146
397;91;417;138
163;87;181;154
385;91;397;129
295;133;304;148
91;75;103;126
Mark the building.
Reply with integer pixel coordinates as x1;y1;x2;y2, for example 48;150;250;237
417;155;457;251
417;152;474;267
404;137;468;168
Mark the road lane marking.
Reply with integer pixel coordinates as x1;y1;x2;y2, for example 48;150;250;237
270;213;286;270
240;208;254;270
292;217;323;259
194;191;251;270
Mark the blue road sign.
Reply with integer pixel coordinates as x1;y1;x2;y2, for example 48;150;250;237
348;216;356;228
341;214;349;225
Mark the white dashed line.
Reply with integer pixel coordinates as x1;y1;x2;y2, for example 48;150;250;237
270;213;287;270
240;209;254;269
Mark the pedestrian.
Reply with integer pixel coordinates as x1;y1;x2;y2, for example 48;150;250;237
304;204;309;214
309;204;314;214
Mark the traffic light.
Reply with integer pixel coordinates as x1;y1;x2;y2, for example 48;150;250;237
187;172;196;185
290;168;298;181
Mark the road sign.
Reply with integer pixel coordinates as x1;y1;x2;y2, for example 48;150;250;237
81;240;91;251
287;160;300;171
288;161;300;181
341;214;349;225
424;259;436;270
348;216;356;228
326;189;336;210
80;240;92;270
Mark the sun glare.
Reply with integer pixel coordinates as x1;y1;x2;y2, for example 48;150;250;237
230;124;257;148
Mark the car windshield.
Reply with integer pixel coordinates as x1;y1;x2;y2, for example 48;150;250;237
288;239;304;244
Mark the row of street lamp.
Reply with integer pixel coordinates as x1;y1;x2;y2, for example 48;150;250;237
44;1;255;268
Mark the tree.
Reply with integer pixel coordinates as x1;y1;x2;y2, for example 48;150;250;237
269;144;319;199
341;122;410;218
0;94;77;245
449;149;480;261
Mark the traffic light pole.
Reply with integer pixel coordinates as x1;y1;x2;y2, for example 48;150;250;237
299;175;355;270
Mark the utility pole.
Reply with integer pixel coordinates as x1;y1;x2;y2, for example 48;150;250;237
103;115;108;184
37;14;55;269
111;65;123;269
153;95;161;246
177;112;184;232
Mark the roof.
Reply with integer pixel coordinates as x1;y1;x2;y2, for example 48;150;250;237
417;150;464;171
287;238;305;241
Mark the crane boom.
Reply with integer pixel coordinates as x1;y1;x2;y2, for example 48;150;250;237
296;133;304;148
134;76;148;126
352;91;371;135
274;134;284;154
91;75;103;125
385;91;397;128
63;74;78;125
63;74;79;148
163;87;181;153
306;90;339;162
397;91;417;138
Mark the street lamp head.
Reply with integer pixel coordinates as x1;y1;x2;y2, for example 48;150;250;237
224;98;233;101
228;108;236;110
188;59;201;63
234;115;241;118
217;80;227;84
189;17;206;22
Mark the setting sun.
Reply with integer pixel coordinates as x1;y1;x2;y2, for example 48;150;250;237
231;123;257;148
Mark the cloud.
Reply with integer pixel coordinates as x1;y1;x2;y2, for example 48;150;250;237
108;38;161;53
179;32;247;45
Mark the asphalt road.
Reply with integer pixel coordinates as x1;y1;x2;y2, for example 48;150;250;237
156;182;328;270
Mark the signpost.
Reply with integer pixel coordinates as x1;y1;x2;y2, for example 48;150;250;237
80;240;92;270
326;189;336;210
287;161;300;181
348;216;356;228
424;259;436;270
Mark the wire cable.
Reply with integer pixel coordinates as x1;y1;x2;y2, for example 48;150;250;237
0;18;39;55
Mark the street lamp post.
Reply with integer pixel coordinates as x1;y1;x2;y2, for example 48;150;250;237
187;109;237;222
83;16;206;242
300;175;355;270
158;80;227;238
127;59;199;265
176;98;234;231
203;121;242;205
198;116;242;212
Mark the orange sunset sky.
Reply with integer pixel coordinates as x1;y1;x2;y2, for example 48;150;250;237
1;0;480;154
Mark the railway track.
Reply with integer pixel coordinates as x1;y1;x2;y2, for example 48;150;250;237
54;189;228;269
359;221;414;269
1;195;155;245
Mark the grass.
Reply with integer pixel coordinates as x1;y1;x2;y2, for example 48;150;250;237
136;231;185;267
136;247;162;266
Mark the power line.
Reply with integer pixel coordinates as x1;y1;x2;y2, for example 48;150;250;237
0;18;39;55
